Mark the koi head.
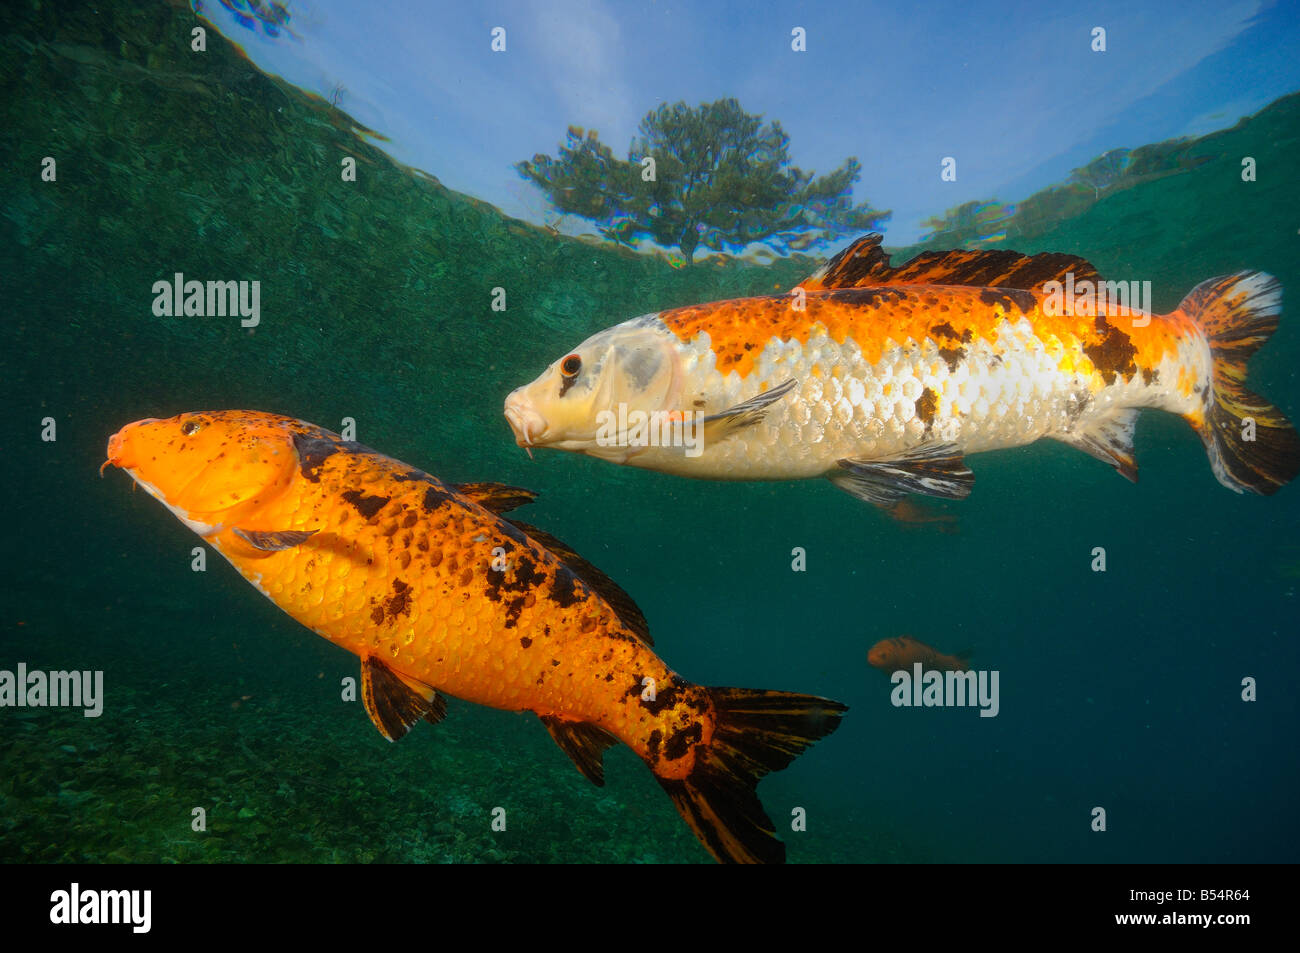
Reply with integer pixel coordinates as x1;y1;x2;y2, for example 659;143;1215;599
867;636;916;671
866;640;895;670
104;411;300;533
504;316;684;462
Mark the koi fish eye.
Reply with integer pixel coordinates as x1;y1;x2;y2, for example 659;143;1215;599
561;355;582;378
181;420;203;436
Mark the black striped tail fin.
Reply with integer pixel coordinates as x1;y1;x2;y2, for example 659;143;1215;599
656;687;846;864
1179;271;1300;494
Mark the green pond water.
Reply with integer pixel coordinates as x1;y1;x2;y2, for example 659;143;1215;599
2;1;1298;863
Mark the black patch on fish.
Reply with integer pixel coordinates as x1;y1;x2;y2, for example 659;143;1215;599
647;729;662;759
916;387;939;431
502;519;652;643
932;323;973;372
422;484;455;511
1141;367;1157;385
502;594;529;628
341;489;390;519
520;636;533;648
549;565;580;608
639;681;678;716
383;578;413;620
558;375;577;398
930;321;971;343
663;722;703;761
937;344;966;372
293;432;342;482
483;551;547;627
979;288;1035;313
388;466;437;483
825;287;908;307
1083;315;1139;385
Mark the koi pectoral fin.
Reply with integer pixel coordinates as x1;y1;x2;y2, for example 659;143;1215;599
233;528;319;551
829;443;974;506
540;715;618;787
701;379;798;444
1055;410;1139;482
361;656;447;742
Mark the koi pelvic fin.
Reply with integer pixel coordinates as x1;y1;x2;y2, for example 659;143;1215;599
360;656;446;742
829;442;974;505
540;716;619;786
1056;409;1139;482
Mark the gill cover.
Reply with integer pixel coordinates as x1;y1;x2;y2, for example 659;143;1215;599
509;317;683;452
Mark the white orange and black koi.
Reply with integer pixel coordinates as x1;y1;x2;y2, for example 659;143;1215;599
506;234;1299;508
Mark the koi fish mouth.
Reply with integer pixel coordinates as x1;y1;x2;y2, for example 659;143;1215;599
504;392;547;459
101;419;158;476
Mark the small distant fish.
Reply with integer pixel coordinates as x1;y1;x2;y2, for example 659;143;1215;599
505;234;1299;510
104;411;845;863
868;636;970;674
882;499;959;533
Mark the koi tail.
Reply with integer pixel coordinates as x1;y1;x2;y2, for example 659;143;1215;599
1180;272;1300;494
657;687;846;864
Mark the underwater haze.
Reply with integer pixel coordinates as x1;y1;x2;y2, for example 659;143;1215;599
2;0;1299;863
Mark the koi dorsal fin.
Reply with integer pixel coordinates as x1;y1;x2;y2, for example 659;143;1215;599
510;521;653;646
454;482;538;515
798;233;1104;292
